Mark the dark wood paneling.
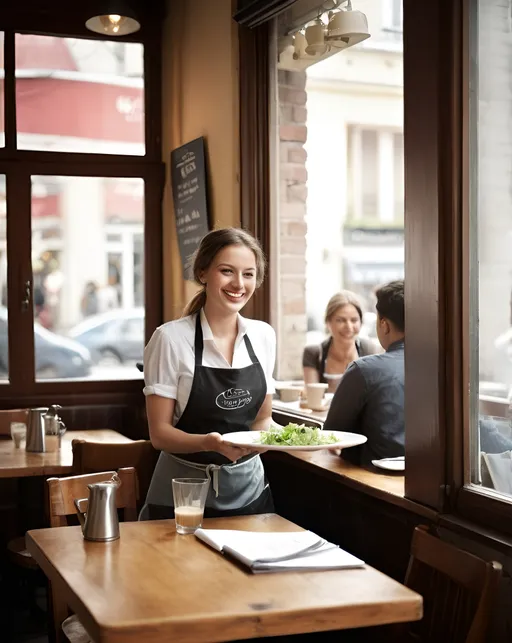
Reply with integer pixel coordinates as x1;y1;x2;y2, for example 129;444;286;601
239;22;271;323
263;452;433;583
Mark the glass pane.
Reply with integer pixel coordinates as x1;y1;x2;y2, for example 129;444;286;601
31;176;144;381
470;0;512;497
273;1;404;380
0;174;7;382
16;36;144;155
0;32;4;147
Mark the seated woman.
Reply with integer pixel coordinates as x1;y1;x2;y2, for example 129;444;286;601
302;291;379;393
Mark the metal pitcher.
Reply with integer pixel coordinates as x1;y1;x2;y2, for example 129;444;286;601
74;473;121;542
44;405;67;452
25;407;48;453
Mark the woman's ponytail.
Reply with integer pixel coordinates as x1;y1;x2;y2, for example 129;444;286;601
182;288;207;317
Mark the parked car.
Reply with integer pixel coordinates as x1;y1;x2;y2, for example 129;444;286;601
0;307;92;379
68;308;144;365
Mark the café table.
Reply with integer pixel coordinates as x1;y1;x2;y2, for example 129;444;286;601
0;429;133;479
26;513;422;643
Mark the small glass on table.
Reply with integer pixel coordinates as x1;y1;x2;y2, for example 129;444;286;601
10;422;27;448
172;478;209;535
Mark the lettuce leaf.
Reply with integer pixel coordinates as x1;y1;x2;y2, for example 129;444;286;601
258;423;338;446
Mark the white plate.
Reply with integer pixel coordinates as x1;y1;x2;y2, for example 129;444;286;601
371;457;405;472
223;430;367;452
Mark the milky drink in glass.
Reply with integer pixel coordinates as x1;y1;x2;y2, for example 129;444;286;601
172;477;209;535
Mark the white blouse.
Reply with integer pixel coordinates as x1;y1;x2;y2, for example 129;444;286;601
143;309;276;425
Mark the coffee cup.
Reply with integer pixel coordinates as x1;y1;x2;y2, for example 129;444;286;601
305;383;329;410
279;386;302;403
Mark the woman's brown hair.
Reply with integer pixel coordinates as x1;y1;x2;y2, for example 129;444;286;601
324;291;364;325
183;228;266;317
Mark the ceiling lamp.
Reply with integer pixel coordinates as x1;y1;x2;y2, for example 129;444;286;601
86;2;141;36
325;1;370;49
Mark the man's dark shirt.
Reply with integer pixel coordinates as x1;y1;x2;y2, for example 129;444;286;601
324;339;405;466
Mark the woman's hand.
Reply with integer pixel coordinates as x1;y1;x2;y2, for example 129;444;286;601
203;432;252;462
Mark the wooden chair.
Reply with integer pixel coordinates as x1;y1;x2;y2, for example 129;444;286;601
397;525;502;643
0;408;28;438
71;439;159;511
46;468;138;643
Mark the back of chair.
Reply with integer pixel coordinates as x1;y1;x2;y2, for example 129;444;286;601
46;467;138;528
0;408;28;437
404;525;502;643
71;439;159;509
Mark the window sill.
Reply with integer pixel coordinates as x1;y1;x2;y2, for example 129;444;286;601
264;450;436;520
438;514;512;557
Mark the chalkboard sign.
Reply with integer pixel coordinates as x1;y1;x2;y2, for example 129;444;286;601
170;137;210;280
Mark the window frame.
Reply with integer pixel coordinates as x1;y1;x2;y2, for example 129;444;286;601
249;0;512;536
454;0;512;536
0;4;164;405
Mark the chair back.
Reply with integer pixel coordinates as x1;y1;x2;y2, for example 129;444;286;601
46;468;138;528
71;439;159;510
0;408;29;437
404;525;502;643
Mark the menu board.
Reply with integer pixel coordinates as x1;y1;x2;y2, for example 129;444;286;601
170;137;210;280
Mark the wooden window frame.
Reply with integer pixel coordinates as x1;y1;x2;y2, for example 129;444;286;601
239;0;512;537
0;3;164;406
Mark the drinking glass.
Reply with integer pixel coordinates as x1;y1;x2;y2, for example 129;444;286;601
10;422;27;448
172;477;209;535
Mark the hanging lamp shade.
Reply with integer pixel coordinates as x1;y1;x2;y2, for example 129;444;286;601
86;2;141;36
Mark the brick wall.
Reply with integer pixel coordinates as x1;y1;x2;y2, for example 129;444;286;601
277;69;308;380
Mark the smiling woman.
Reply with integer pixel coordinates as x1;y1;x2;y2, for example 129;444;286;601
303;290;380;393
140;227;277;521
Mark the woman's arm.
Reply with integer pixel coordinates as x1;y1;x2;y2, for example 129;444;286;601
303;366;320;384
250;394;273;432
146;395;251;462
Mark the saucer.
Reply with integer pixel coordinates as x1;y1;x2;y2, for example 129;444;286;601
371;457;405;472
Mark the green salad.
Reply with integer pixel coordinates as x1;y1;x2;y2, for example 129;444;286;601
258;423;338;447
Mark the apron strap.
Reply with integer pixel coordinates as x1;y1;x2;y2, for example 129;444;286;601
194;313;204;366
168;452;223;497
168;453;259;498
243;334;259;365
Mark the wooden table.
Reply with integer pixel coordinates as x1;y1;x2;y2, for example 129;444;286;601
27;514;422;643
0;430;132;478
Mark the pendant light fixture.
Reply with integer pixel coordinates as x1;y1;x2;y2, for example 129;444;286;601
86;2;141;36
325;0;370;49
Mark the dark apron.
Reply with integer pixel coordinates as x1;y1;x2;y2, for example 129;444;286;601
141;312;274;519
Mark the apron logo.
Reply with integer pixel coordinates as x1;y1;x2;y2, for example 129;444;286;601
215;388;253;411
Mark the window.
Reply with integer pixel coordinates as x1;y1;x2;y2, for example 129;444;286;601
468;0;512;501
0;32;4;147
15;35;144;155
383;0;403;31
272;1;404;379
0;12;162;399
347;126;404;224
31;176;145;381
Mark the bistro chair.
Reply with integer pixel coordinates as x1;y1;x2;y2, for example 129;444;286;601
393;525;502;643
46;467;138;643
71;438;159;511
0;407;29;438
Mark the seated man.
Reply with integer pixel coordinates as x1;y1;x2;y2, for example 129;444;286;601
324;280;405;466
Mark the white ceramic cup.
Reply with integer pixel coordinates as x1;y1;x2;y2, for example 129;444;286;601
279;387;302;403
306;383;329;409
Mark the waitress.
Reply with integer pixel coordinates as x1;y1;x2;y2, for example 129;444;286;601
140;228;276;520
